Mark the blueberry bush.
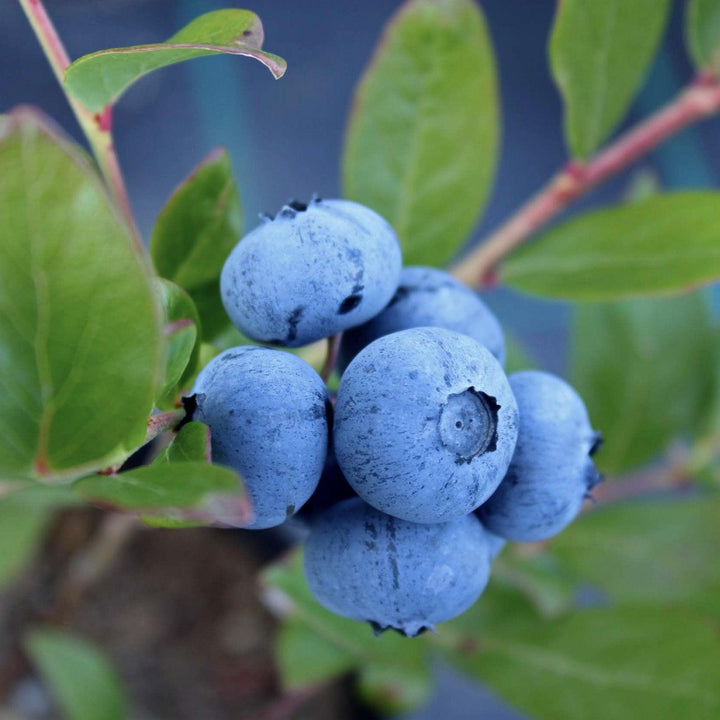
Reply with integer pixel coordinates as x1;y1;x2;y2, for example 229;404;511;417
2;1;720;719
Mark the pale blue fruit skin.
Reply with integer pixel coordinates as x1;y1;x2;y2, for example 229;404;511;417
334;327;519;524
303;498;492;636
191;346;331;529
478;370;601;542
220;197;402;347
339;266;506;372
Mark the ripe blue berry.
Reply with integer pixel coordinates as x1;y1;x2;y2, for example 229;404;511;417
339;266;506;372
303;498;492;636
191;346;331;529
220;197;402;347
478;370;602;542
334;327;519;524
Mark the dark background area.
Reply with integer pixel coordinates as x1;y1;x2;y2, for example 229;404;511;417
1;2;719;719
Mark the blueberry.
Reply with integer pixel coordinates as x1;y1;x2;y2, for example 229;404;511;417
339;266;505;372
478;370;602;542
303;498;492;636
191;346;331;529
333;327;519;524
220;197;402;347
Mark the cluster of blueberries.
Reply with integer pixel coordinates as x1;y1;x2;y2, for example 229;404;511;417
191;197;601;637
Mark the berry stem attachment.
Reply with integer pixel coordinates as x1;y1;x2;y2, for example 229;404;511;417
451;74;720;287
320;332;343;384
97;409;185;476
145;409;186;444
18;0;141;247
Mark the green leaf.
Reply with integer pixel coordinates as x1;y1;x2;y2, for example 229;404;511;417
155;279;201;409
0;485;80;589
342;0;499;267
572;291;718;472
451;606;720;720
552;497;720;617
74;460;251;528
151;148;242;341
503;193;720;300
276;619;358;688
442;581;545;643
153;421;210;464
549;0;670;158
64;10;286;112
0;108;162;482
263;550;431;715
687;0;720;74
356;661;432;716
492;550;581;619
26;629;127;720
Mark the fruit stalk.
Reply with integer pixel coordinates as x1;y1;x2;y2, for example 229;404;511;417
320;333;343;383
451;74;720;287
18;0;141;246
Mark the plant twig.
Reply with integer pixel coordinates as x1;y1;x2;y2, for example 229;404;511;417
18;0;140;245
146;408;186;443
451;74;720;287
96;410;184;476
320;333;343;384
591;464;692;507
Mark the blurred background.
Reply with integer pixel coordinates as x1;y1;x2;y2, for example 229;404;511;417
1;1;719;719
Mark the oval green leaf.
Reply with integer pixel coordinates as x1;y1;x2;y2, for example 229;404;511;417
572;292;718;472
452;606;720;720
687;0;720;74
74;461;252;527
342;0;499;267
503;193;720;300
155;279;201;409
153;421;211;464
550;0;670;159
26;630;127;720
552;498;720;617
0;109;162;482
64;9;287;112
151;148;242;341
492;550;581;619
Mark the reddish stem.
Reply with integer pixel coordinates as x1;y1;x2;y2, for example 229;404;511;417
18;0;141;246
321;333;343;383
23;0;71;76
452;76;720;286
145;409;185;443
164;317;195;335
